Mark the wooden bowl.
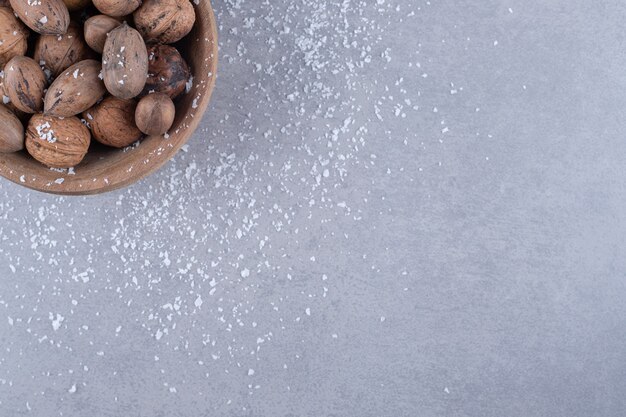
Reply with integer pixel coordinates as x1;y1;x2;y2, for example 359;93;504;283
0;1;218;195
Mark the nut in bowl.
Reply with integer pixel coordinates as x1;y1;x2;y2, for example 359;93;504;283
0;0;218;195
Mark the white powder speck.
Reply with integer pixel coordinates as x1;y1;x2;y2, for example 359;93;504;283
50;313;64;331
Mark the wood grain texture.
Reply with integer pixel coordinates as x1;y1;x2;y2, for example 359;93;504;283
0;0;218;195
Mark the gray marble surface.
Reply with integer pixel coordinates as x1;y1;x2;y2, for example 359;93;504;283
1;0;625;416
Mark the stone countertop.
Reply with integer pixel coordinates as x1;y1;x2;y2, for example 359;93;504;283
0;0;624;415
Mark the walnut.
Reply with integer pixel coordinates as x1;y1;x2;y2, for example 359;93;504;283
83;96;142;148
3;56;47;114
142;44;191;99
34;21;93;79
0;103;24;153
92;0;140;17
135;93;175;136
134;0;195;44
84;14;121;54
9;0;69;35
0;68;28;120
0;7;29;67
25;113;91;168
44;59;107;117
102;23;148;99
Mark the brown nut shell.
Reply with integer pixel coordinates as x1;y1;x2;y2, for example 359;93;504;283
142;44;190;99
0;70;28;122
102;23;148;99
3;56;47;114
0;7;29;67
83;96;142;148
135;93;175;136
134;0;195;44
84;14;121;54
9;0;70;35
0;103;24;153
26;114;90;168
0;69;6;97
92;0;140;17
34;21;92;79
44;59;106;117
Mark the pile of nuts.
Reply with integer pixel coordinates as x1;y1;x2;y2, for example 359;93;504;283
0;0;194;168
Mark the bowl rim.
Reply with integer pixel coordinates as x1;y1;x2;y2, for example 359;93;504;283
0;0;219;196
